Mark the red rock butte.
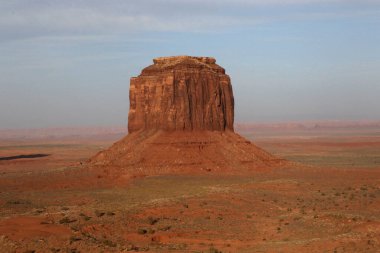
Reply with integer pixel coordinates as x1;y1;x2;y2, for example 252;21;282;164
90;56;285;175
128;56;234;132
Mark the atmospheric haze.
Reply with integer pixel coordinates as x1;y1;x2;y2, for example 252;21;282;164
0;0;379;128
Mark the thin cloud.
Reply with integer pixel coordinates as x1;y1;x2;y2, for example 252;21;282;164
0;0;379;42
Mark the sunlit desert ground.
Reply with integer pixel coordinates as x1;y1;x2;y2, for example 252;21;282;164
0;127;379;252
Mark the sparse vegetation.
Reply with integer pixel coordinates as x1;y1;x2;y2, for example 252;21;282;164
59;217;77;224
69;236;82;244
1;128;379;252
103;239;117;247
159;225;171;231
95;210;105;217
137;228;148;235
209;246;222;253
148;216;159;225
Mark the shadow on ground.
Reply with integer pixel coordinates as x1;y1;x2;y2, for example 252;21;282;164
0;154;50;161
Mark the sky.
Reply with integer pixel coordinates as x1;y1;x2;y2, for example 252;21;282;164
0;0;379;129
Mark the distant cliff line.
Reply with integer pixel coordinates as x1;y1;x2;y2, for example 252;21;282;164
235;120;380;131
1;120;380;140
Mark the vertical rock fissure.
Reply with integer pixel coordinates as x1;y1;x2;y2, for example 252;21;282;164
128;56;234;133
186;78;193;131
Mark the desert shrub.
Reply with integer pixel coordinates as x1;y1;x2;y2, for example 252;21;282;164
59;217;77;224
209;246;222;253
126;244;140;251
103;239;117;247
95;210;105;217
79;213;92;221
35;209;45;214
137;228;148;234
81;232;97;242
159;225;171;231
148;216;159;225
69;236;82;243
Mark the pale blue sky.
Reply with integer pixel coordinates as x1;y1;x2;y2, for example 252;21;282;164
0;0;379;128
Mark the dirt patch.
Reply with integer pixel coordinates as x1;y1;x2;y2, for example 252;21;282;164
0;216;71;241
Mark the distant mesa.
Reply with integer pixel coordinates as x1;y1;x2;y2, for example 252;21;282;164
90;56;285;175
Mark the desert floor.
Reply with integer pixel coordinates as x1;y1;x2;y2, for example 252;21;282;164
0;128;379;252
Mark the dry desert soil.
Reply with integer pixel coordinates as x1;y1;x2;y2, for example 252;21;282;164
0;127;380;253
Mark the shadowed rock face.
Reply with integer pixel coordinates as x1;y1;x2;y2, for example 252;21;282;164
128;56;234;133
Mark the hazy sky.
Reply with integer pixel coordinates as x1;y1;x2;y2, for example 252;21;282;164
0;0;379;128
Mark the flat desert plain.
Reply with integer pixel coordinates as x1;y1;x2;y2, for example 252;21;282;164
0;127;379;252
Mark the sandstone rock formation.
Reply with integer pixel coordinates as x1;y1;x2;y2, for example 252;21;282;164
128;56;234;132
90;56;285;175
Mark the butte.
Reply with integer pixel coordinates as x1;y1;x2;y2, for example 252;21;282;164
90;56;285;176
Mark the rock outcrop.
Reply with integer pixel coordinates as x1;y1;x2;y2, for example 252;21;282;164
90;56;286;176
128;56;234;132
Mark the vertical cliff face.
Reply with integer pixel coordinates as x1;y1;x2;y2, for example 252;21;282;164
128;56;234;133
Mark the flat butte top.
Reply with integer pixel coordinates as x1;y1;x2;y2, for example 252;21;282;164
140;56;226;76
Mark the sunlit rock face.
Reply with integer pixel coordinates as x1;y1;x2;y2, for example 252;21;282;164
128;56;234;133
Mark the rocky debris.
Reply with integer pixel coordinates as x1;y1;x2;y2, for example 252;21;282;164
90;130;285;174
128;56;234;132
